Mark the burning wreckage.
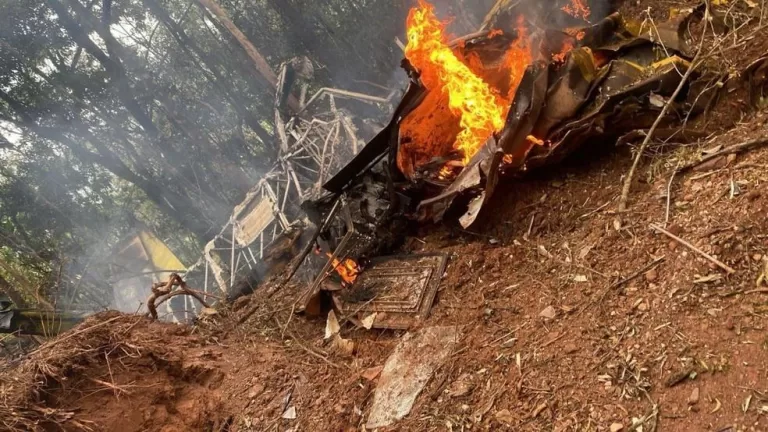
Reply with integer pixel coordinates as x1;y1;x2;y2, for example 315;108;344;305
198;0;758;330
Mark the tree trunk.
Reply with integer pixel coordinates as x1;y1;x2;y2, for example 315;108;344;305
47;0;163;141
0;269;29;308
143;0;279;157
195;0;301;113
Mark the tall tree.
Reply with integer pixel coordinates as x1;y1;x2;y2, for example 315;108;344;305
195;0;301;112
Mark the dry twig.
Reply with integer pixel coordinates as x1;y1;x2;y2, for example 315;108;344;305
591;257;666;307
680;137;768;173
619;7;709;213
650;224;735;274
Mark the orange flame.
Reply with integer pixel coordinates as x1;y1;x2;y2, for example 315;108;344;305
401;1;582;174
562;0;591;21
406;1;509;165
326;253;360;285
527;135;545;146
438;165;454;180
504;16;533;101
552;39;575;63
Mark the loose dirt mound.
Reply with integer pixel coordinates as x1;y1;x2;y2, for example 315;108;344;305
0;312;230;432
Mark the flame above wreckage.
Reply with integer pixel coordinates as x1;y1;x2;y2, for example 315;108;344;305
405;2;510;166
326;253;361;285
400;0;592;174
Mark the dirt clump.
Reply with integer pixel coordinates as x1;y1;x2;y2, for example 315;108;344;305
0;312;229;432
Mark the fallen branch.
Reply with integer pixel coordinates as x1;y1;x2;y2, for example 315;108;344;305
680;137;768;173
146;273;211;320
650;224;735;274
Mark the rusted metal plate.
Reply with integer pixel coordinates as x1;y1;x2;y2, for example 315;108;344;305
334;253;448;329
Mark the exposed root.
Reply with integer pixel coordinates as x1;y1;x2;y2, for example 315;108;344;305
146;273;211;320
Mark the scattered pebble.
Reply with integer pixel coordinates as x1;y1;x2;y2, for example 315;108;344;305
361;366;384;381
645;268;658;282
495;409;514;424
501;338;517;348
689;387;700;405
667;224;683;235
446;373;473;398
610;422;624;432
539;306;557;319
247;384;265;399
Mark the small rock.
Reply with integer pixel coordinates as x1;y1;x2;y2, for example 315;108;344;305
361;366;383;381
610;423;624;432
746;190;762;201
446;373;474;398
637;302;649;312
667;224;683;236
725;316;735;330
645;269;658;282
501;338;517;348
563;343;578;354
247;384;265;399
688;387;700;405
668;240;678;251
539;306;557;320
331;334;355;356
538;245;554;259
496;409;514;424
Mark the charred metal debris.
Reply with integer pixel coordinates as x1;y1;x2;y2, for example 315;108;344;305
193;6;768;330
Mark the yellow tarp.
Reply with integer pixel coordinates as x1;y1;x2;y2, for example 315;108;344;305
136;231;185;272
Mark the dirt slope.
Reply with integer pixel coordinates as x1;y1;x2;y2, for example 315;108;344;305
4;109;766;432
3;1;768;430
